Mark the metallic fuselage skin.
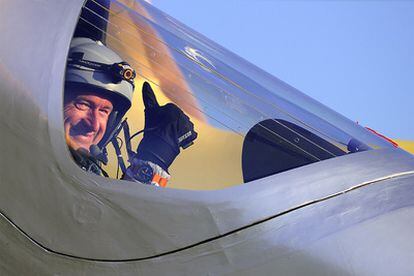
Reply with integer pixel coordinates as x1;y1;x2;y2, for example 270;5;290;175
0;1;413;275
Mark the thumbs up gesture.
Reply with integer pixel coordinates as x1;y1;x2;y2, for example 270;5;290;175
136;82;198;172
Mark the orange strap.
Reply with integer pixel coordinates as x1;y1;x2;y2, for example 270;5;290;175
152;174;168;187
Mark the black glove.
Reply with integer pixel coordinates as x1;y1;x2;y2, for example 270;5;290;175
136;82;197;172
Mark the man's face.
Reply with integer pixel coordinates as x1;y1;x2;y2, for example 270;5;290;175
64;91;114;151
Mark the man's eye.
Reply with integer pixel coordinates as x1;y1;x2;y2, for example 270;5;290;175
74;101;91;111
99;109;111;115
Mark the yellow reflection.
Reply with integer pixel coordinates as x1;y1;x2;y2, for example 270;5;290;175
100;2;243;190
395;140;414;155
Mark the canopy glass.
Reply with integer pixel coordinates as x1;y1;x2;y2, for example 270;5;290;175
66;0;395;190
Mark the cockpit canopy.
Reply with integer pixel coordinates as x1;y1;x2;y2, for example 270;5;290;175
64;0;395;190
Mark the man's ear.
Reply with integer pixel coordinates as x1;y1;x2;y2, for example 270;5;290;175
142;81;160;109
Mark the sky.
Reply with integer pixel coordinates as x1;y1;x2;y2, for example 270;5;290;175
150;0;414;140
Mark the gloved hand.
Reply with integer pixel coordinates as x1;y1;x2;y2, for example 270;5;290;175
136;82;197;172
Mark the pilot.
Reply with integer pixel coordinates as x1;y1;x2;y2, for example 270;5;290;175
64;37;197;186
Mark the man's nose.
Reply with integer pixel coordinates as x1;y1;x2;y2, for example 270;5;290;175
86;108;100;131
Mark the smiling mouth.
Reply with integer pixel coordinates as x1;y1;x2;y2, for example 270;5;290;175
68;132;97;152
82;132;96;138
71;132;95;143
